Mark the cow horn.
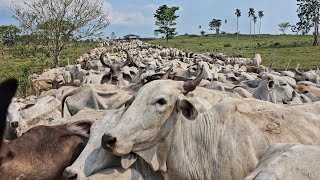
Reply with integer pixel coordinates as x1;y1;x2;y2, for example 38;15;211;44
183;65;204;92
161;65;173;80
121;50;132;68
100;52;112;68
285;59;292;71
269;57;276;69
295;63;303;76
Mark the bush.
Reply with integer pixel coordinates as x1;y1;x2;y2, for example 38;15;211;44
188;34;199;38
224;43;232;47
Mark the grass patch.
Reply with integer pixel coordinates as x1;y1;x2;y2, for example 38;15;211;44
147;34;320;70
0;42;96;97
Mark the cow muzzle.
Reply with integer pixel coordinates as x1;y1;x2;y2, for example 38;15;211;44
63;167;84;180
101;133;133;156
101;134;117;151
10;121;19;128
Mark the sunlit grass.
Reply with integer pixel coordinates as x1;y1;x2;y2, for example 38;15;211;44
148;34;320;70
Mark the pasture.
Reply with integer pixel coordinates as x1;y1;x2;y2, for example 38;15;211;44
0;42;96;96
148;34;320;70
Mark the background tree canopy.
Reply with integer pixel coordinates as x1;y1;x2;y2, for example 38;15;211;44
292;0;320;45
154;5;179;43
12;0;110;67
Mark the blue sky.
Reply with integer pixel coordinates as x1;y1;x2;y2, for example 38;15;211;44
0;0;299;38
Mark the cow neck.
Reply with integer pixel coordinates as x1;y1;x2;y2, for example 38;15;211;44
134;106;178;174
166;111;221;179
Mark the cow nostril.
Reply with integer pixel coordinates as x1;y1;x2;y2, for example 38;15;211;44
62;169;78;180
10;121;19;128
101;134;117;151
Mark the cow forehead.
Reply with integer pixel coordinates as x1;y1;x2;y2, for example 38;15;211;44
136;80;183;99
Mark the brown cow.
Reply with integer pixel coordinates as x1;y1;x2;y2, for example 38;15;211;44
31;79;55;97
0;125;87;179
294;84;320;102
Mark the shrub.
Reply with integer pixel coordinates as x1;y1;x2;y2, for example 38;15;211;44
224;43;232;47
188;34;199;37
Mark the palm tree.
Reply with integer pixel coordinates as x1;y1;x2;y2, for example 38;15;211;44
235;9;241;41
224;19;228;33
248;8;255;35
258;11;264;39
253;15;258;35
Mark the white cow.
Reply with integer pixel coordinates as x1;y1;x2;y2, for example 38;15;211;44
245;143;320;180
100;75;320;180
64;109;163;180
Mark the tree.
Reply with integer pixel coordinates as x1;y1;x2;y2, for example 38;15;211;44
292;0;320;45
111;32;116;40
0;25;21;40
200;31;206;36
279;22;291;34
12;0;110;67
253;15;258;35
209;19;222;34
224;19;228;33
235;9;241;41
248;8;255;35
258;11;264;38
154;5;179;43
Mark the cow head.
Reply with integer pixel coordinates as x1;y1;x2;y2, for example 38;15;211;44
63;109;123;179
100;50;135;86
0;79;18;147
253;75;294;104
101;67;205;171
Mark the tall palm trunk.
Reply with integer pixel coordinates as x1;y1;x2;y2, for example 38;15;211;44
250;20;252;35
237;17;239;41
259;18;262;39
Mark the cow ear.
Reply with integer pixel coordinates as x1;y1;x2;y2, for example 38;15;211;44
66;120;95;137
123;74;133;82
101;72;111;84
267;80;275;90
177;96;198;120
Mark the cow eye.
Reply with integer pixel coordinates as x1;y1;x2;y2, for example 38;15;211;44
280;83;287;86
156;98;167;105
303;90;309;94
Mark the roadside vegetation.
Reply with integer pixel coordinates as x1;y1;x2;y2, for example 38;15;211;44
0;41;96;96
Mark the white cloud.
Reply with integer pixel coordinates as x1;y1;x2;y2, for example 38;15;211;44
144;3;159;10
110;11;153;26
106;1;153;26
0;0;153;27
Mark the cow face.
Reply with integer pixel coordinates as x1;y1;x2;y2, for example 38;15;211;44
102;79;201;157
0;79;18;146
64;110;123;179
100;51;138;86
253;75;294;104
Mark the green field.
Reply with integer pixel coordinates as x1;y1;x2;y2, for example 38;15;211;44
148;34;320;70
0;42;96;96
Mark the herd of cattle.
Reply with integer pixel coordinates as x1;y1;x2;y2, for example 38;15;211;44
0;39;320;179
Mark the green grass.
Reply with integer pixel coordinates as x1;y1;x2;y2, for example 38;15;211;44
147;34;320;70
0;42;96;97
